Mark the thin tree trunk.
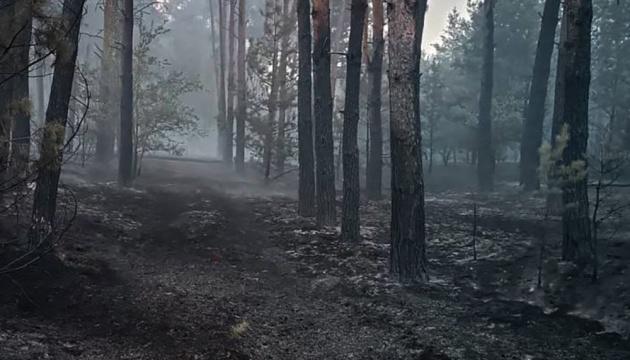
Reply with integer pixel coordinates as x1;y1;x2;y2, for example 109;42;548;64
547;9;568;213
388;0;428;284
118;0;134;186
217;0;228;159
313;0;336;226
10;0;32;182
366;0;384;200
96;0;121;164
274;0;295;173
341;0;367;242
31;0;86;246
297;0;316;217
235;0;247;173
520;0;561;191
477;0;496;192
263;0;280;182
559;0;593;266
224;0;237;164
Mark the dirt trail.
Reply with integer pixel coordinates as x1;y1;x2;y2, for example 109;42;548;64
0;159;628;359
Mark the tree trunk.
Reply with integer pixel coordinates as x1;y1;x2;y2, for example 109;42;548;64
477;0;496;192
118;0;134;186
313;0;337;226
274;0;295;173
387;0;428;284
297;0;316;217
559;0;593;266
9;0;32;182
217;0;228;159
31;0;85;247
224;0;237;164
0;1;16;189
366;0;384;200
235;0;247;173
263;0;280;182
341;0;367;242
547;10;568;213
519;0;561;191
96;0;122;165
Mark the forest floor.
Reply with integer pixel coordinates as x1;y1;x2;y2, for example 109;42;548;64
0;159;629;359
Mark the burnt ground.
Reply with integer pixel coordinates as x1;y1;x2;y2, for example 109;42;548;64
0;159;629;359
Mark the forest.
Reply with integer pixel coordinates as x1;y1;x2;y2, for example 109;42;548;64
0;0;629;358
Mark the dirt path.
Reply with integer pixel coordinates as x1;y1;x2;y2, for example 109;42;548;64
1;160;628;359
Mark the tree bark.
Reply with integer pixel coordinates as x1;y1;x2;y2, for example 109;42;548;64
118;0;134;186
313;0;337;226
9;0;33;182
387;0;428;284
95;0;122;165
31;0;85;246
274;0;295;173
366;0;384;200
224;0;237;164
477;0;496;192
235;0;247;173
341;0;367;242
519;0;561;191
547;9;568;213
297;0;316;217
217;0;228;159
559;0;593;266
0;0;17;188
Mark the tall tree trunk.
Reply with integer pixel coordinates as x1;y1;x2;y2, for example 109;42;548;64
31;0;86;246
366;0;384;200
96;0;122;165
388;0;428;283
217;0;227;159
275;0;295;173
10;0;33;182
313;0;336;226
0;0;16;189
477;0;496;192
341;0;367;242
224;0;237;164
547;10;568;213
519;0;561;191
297;0;315;217
118;0;134;186
235;0;247;173
263;0;280;182
559;0;593;266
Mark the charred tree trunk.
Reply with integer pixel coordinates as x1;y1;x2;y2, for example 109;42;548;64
559;0;593;266
31;0;85;246
366;0;384;200
96;0;122;165
10;0;33;181
341;0;367;242
0;1;16;188
519;0;561;191
477;0;496;192
217;0;228;159
387;0;428;283
547;10;568;213
235;0;247;173
118;0;134;186
313;0;336;226
224;0;237;164
297;0;316;217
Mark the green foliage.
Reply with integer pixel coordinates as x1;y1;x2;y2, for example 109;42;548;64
133;19;203;160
